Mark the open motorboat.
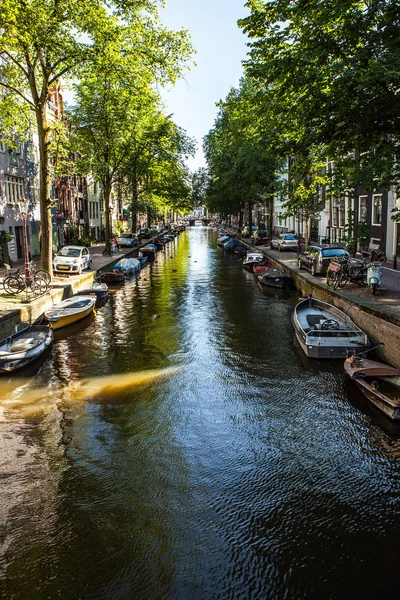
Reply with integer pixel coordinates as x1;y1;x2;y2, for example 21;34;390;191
44;296;96;330
253;263;273;275
292;297;370;359
258;268;291;289
0;325;53;373
242;251;264;272
344;356;400;420
100;271;125;284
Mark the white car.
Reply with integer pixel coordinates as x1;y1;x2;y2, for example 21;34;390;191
53;246;92;275
271;234;298;252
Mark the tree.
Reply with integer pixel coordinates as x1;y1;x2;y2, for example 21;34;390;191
239;0;400;188
0;0;192;270
69;17;193;252
204;78;278;227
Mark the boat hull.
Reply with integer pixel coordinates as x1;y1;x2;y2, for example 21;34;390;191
0;325;53;373
344;357;400;420
45;297;96;330
292;298;370;359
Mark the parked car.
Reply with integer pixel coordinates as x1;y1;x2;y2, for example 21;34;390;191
271;233;298;251
53;246;92;275
252;229;269;245
116;233;139;248
139;227;150;238
298;245;349;276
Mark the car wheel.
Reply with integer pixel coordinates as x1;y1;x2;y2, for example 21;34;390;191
78;265;82;275
311;264;316;276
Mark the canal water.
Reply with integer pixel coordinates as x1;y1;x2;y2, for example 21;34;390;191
1;227;400;600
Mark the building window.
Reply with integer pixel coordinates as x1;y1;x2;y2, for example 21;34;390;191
372;194;382;225
359;195;368;223
5;175;24;204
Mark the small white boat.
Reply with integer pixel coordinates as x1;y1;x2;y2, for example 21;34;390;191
242;251;264;272
292;297;370;359
45;296;96;330
0;325;53;373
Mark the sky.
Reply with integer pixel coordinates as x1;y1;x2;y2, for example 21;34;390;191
159;0;249;172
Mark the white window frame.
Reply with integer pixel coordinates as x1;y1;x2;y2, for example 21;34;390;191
358;195;368;223
372;194;382;226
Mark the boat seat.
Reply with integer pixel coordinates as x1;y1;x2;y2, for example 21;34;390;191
306;315;326;327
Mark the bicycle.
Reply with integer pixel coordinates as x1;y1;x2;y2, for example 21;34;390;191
3;263;51;296
327;256;367;290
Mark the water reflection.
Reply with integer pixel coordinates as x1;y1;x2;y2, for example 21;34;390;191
1;227;400;600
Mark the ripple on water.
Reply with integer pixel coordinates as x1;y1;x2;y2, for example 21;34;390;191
1;228;400;600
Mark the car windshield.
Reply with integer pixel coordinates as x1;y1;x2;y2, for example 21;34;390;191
120;234;133;239
257;230;268;235
283;235;296;240
58;248;80;257
321;248;347;257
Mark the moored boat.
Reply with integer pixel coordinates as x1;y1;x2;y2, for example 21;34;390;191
344;356;400;421
101;271;125;284
253;263;272;275
344;356;400;420
44;296;96;330
76;282;108;299
223;238;243;252
0;325;53;373
217;235;231;247
258;268;290;289
114;258;141;276
292;297;370;359
242;251;264;272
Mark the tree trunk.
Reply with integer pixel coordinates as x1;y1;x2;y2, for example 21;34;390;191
305;216;309;250
131;169;138;233
268;195;274;240
36;104;53;276
248;203;253;235
239;207;243;229
103;177;112;254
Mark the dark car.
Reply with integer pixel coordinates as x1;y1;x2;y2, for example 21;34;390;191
298;245;349;276
252;229;269;245
139;227;150;238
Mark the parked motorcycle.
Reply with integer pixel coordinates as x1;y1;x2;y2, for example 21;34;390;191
366;262;382;295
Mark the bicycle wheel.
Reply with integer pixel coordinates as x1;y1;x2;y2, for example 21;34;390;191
33;275;49;295
337;273;349;288
35;269;52;285
326;270;336;287
3;275;23;295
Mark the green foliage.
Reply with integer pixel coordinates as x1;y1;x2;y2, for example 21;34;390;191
239;0;400;188
203;77;278;217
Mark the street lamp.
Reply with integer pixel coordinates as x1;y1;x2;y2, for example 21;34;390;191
17;197;31;279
